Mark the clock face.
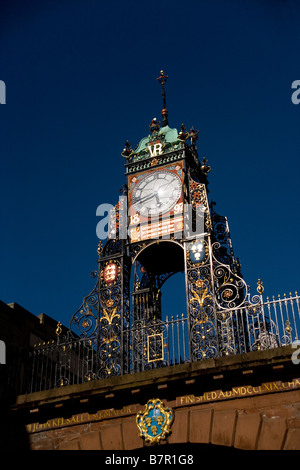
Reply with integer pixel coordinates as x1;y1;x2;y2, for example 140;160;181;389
132;170;182;217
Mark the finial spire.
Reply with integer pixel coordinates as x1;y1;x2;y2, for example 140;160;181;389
157;70;169;127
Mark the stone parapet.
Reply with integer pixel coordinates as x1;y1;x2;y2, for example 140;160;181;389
9;346;300;450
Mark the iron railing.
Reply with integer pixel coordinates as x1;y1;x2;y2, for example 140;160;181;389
25;293;300;394
216;293;300;356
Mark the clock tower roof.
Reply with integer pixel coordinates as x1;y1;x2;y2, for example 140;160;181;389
135;124;178;154
121;72;210;183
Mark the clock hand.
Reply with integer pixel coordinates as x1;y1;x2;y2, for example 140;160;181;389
138;193;157;204
153;180;171;191
139;192;163;209
155;193;162;206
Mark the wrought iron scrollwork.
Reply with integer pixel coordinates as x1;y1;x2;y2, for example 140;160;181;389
27;169;300;394
69;270;99;339
212;256;248;310
186;243;218;360
97;257;129;378
125;318;168;373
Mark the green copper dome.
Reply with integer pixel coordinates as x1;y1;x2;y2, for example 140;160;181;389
135;125;179;153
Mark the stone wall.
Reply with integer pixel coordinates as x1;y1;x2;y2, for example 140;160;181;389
24;388;300;451
12;346;300;451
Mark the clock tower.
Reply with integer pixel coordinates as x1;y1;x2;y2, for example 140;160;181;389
15;71;300;452
70;71;249;378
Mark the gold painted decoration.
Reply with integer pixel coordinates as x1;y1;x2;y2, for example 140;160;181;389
257;278;264;295
56;321;62;336
97;241;103;258
136;398;174;444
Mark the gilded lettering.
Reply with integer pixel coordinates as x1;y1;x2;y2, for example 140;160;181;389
177;377;300;414
281;381;289;389
27;423;36;432
263;383;272;392
187;395;195;403
272;382;279;390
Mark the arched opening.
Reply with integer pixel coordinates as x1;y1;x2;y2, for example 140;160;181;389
134;240;184;275
127;241;188;371
130;241;185;322
161;271;186;320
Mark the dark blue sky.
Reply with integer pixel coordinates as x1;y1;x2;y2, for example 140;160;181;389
1;0;299;328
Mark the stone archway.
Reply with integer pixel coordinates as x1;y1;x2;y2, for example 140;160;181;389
13;346;300;451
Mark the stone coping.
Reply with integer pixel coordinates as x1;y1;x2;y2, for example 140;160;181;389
15;346;294;408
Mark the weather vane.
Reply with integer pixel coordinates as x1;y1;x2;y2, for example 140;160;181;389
157;70;168;109
156;70;169;126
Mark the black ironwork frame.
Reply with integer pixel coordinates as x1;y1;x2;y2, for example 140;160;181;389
25;113;300;394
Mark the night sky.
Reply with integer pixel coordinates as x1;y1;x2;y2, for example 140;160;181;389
1;0;299;328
